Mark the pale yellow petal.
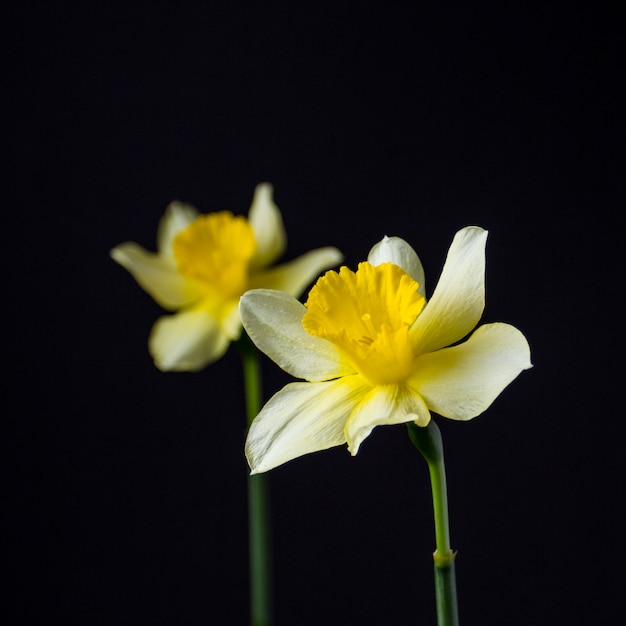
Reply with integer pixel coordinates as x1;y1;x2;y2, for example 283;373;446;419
239;289;354;382
246;375;369;473
221;300;244;341
148;307;230;372
250;247;343;297
248;183;287;268
110;242;202;310
410;226;487;355
410;322;532;420
368;236;426;298
345;385;431;455
157;201;199;258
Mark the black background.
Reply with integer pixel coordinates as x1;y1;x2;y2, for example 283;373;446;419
5;3;624;625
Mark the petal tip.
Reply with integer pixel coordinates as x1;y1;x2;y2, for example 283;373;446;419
253;181;274;197
414;413;431;427
109;244;130;265
326;246;344;266
367;236;424;286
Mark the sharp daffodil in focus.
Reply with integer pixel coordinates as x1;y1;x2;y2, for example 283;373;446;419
111;184;342;371
240;227;532;473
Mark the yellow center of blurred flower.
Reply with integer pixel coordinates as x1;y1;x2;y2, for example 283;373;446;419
172;211;256;300
303;262;426;385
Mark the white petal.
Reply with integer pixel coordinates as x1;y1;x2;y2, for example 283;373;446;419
248;183;287;268
368;236;426;297
245;376;369;473
148;307;230;371
250;247;343;297
411;226;488;355
110;242;202;310
157;201;199;258
410;322;532;420
240;289;354;381
345;385;431;455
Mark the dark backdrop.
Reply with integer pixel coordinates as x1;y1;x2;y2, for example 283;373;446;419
5;4;624;625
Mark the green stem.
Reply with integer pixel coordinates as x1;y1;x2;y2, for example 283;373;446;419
238;333;272;626
407;421;459;626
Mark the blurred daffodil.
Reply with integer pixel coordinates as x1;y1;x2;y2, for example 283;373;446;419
111;184;342;371
240;227;532;473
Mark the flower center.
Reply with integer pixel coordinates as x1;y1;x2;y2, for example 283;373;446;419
302;262;425;385
172;211;256;300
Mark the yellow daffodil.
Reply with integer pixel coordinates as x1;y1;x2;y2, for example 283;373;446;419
240;227;532;473
111;183;342;371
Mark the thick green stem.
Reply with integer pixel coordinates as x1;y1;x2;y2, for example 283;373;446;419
248;472;271;626
407;421;459;626
238;333;272;626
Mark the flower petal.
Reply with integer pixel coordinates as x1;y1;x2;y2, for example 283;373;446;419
248;183;287;268
410;226;488;355
250;247;343;298
345;385;431;455
157;201;199;258
240;289;354;381
410;322;532;420
148;307;230;371
221;300;244;341
246;376;370;473
110;242;202;310
368;236;426;297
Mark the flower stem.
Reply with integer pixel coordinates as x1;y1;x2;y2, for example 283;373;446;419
238;333;272;626
407;421;459;626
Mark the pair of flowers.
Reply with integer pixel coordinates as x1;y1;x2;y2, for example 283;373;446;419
112;184;531;473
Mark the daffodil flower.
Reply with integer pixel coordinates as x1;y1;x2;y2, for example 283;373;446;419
111;183;342;371
240;227;532;473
